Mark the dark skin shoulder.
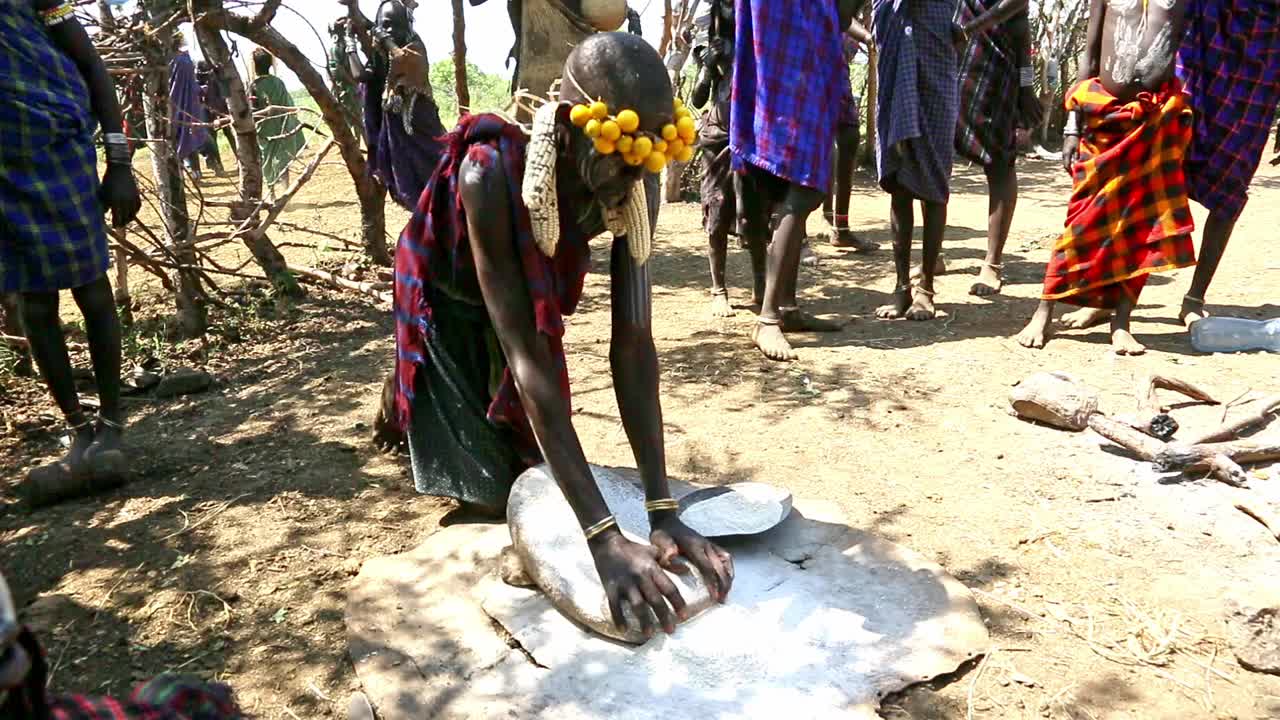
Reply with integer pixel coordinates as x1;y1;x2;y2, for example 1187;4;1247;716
32;0;140;227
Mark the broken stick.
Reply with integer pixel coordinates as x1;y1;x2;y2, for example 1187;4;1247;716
1234;499;1280;543
1153;439;1280;488
1132;375;1221;441
1185;394;1280;446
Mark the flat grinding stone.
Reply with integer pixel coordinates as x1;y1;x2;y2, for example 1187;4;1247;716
347;481;990;720
678;482;793;537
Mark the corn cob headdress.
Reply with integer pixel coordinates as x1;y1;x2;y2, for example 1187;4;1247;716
520;32;691;266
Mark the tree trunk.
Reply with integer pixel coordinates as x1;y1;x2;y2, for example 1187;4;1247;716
191;11;301;296
140;65;207;338
863;19;878;169
212;10;392;266
451;0;471;111
96;0;118;31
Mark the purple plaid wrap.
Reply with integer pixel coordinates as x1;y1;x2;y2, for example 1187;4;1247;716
729;0;844;191
873;0;959;204
1176;0;1280;220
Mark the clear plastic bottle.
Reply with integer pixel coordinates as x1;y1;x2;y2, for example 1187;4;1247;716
1190;316;1280;353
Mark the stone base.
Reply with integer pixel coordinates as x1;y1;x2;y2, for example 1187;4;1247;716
347;492;989;719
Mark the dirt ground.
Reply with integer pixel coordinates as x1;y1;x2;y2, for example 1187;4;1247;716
3;153;1279;719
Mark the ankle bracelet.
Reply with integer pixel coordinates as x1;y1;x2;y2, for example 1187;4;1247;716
758;316;781;327
97;414;126;430
1183;293;1205;304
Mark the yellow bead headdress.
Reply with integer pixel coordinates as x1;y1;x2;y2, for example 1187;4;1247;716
568;99;698;172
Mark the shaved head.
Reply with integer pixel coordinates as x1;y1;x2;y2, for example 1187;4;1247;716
561;33;674;133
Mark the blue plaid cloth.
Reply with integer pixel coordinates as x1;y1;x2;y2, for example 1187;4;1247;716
0;0;108;293
729;0;844;191
873;0;959;203
1176;0;1280;220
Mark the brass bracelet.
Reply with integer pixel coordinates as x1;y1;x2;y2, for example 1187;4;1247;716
644;498;679;513
583;515;618;541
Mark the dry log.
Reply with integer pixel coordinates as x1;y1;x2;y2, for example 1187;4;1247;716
1234;499;1280;543
1010;372;1101;431
1087;413;1167;460
1154;439;1280;474
1186;394;1280;446
1130;374;1221;441
289;265;392;304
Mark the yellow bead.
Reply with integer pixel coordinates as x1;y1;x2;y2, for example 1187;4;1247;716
676;145;694;163
622;151;643;166
593;137;616;155
584;119;602;138
667;138;684;157
601;120;621;142
633;136;653;158
676;108;692;121
653;139;668;154
661;124;678;141
616;135;634;153
590;101;609;120
616;109;640;134
678;126;697;144
677;116;695;135
569;104;592;127
644;151;667;173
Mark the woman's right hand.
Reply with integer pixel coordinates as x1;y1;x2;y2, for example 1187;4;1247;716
1062;135;1080;175
589;530;688;638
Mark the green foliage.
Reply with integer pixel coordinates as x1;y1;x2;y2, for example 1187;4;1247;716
429;57;512;127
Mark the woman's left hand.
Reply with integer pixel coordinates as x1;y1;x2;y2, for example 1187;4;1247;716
649;513;734;603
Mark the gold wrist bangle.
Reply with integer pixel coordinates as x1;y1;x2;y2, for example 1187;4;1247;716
583;515;618;541
644;498;679;513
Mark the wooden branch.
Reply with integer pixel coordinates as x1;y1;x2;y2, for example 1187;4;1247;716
289;265;391;304
253;0;285;28
1131;374;1221;441
1186;395;1280;446
1234;499;1280;543
1;334;29;350
1087;413;1166;461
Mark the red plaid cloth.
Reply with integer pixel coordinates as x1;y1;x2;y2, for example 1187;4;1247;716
1042;79;1196;308
392;113;593;460
3;629;242;719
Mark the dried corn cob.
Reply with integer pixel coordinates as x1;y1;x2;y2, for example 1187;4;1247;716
523;101;563;258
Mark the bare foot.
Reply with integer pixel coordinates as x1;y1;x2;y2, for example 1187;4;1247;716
83;416;128;485
969;263;1003;297
752;322;796;361
799;241;820;267
1016;303;1055;348
780;308;843;332
709;290;734;318
831;229;879;252
876;287;912;320
1061;307;1111;330
907;288;937;321
1180;295;1208;328
1111;328;1146;355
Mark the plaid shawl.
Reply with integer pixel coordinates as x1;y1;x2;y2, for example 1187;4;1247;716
873;0;959;204
955;0;1020;167
0;0;109;293
729;0;844;191
1042;79;1196;308
393;113;592;460
2;629;242;720
1176;0;1280;220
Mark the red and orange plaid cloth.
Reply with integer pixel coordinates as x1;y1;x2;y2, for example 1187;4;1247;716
1042;78;1197;308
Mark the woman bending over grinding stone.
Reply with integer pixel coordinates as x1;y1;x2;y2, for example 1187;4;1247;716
371;33;732;639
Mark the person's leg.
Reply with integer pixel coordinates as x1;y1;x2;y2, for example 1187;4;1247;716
1180;209;1237;326
909;199;946;320
18;291;95;468
222;125;238;156
1111;294;1145;355
753;184;831;360
707;224;733;317
876;192;915;319
204;137;226;176
1016;299;1057;348
777;187;841;330
831;124;876;252
69;277;125;459
971;160;1016;296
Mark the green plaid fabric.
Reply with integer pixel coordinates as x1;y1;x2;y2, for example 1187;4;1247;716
0;0;109;293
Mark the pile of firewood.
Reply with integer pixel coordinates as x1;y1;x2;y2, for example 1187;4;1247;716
1010;372;1280;489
